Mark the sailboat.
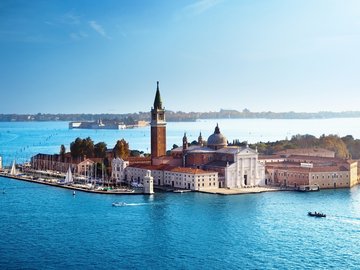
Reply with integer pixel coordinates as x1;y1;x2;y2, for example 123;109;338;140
64;167;73;184
10;160;17;176
59;167;73;185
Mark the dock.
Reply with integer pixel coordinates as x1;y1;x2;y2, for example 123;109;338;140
0;172;144;195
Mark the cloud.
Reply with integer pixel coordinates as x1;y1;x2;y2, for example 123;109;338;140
174;0;223;21
184;0;223;15
62;11;81;25
89;20;110;39
70;31;88;41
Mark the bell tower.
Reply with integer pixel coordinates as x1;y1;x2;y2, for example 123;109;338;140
151;81;166;163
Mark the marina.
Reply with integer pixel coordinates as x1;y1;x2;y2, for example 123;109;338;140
0;172;142;195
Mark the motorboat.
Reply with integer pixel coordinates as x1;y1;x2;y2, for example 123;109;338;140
173;189;192;193
112;202;127;207
308;211;326;218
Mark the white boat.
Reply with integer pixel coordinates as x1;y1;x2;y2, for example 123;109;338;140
61;167;73;185
112;202;127;207
297;184;320;192
173;189;191;193
10;160;17;176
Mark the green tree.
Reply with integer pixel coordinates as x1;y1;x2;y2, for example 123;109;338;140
172;144;179;149
190;140;198;146
113;139;130;158
70;137;95;159
70;137;83;159
94;142;107;158
130;150;144;157
82;137;95;158
60;144;66;162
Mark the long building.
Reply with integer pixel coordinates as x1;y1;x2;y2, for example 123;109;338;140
262;155;358;188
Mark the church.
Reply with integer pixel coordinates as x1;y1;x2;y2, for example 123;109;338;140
122;82;265;190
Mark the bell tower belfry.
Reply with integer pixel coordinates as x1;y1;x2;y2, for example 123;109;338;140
151;81;166;163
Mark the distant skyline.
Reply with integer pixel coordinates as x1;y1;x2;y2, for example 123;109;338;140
1;0;360;114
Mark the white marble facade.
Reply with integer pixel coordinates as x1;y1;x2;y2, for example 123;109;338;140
224;147;265;188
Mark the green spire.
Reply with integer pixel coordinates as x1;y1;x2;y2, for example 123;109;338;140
153;81;162;109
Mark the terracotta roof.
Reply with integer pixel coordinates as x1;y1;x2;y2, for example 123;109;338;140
258;155;283;159
169;167;216;174
127;164;216;175
127;163;174;171
267;164;349;173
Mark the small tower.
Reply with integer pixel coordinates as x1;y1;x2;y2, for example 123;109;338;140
198;132;203;146
182;132;188;152
143;170;154;194
0;156;2;171
151;81;166;164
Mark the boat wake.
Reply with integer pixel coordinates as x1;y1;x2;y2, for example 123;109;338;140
112;202;156;207
326;215;360;226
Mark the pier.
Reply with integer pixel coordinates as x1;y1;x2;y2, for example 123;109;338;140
0;172;144;195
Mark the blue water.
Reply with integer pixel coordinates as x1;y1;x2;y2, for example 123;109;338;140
2;118;360;166
1;177;360;269
1;119;360;269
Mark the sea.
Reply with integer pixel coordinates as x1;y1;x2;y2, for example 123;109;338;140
1;118;360;269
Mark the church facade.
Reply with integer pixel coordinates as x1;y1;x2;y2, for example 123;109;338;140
171;125;265;188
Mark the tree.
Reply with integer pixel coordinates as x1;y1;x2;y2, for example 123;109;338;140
82;137;95;158
172;144;179;149
70;137;83;159
319;134;349;158
94;142;107;158
60;144;66;162
113;139;130;158
70;137;95;159
130;150;144;157
291;134;318;148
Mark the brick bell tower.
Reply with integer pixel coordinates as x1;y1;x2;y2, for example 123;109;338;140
151;81;166;164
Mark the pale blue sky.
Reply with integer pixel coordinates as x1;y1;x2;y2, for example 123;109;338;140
1;0;359;114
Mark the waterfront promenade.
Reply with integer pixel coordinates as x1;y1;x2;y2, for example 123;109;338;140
0;171;289;196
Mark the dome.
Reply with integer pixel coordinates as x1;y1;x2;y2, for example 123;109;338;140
207;124;227;150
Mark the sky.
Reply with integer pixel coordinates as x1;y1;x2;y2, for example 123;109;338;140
0;0;360;114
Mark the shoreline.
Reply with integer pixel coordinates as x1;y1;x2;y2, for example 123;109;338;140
0;172;292;196
198;186;289;195
0;172;144;195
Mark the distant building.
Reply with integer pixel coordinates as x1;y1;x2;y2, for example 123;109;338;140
263;155;358;188
111;157;129;185
0;156;2;171
125;164;219;191
77;159;95;176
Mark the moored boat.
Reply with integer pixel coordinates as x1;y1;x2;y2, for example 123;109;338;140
297;185;320;192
